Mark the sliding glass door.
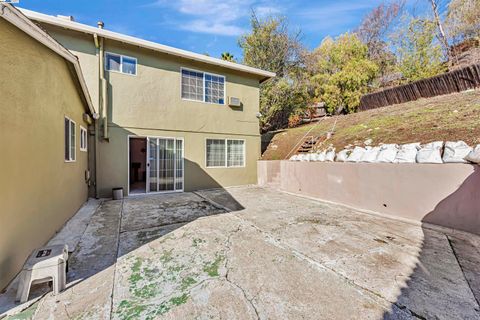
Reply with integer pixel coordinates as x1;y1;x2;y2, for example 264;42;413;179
147;137;184;193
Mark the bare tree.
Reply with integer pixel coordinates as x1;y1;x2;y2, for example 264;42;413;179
445;0;480;43
356;1;404;77
428;0;451;62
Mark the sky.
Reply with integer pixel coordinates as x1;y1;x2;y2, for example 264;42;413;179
17;0;438;61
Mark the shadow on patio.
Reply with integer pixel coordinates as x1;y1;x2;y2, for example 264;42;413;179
0;160;244;318
381;166;480;319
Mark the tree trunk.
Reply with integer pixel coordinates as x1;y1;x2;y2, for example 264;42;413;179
429;0;451;64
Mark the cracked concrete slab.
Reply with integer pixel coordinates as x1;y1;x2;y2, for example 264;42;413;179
121;193;226;233
448;235;480;306
32;200;122;320
0;199;101;318
3;186;480;320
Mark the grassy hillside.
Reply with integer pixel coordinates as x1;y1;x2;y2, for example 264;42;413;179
262;90;480;160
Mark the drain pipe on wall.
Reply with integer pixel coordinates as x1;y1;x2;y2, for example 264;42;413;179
97;21;109;141
93;32;100;198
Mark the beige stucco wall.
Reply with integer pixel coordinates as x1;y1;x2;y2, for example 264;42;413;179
97;127;260;196
42;26;262;196
0;19;90;290
258;161;480;235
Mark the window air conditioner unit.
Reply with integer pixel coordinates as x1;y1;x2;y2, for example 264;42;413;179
229;97;241;107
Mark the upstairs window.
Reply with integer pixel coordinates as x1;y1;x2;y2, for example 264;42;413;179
106;52;137;75
65;117;76;162
181;68;225;104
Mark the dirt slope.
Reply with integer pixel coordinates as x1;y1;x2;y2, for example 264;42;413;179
262;90;480;160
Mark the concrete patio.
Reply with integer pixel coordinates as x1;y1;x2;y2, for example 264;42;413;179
2;186;479;319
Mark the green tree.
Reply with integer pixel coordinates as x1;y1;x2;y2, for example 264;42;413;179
220;52;235;62
310;33;378;114
392;16;446;82
239;12;309;132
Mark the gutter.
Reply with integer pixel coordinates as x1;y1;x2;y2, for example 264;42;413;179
19;7;276;80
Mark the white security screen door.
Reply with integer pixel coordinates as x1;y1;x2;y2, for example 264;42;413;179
147;137;184;193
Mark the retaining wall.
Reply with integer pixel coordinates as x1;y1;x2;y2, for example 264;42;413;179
258;161;480;235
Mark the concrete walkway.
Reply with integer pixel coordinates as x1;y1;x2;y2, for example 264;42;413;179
3;187;480;319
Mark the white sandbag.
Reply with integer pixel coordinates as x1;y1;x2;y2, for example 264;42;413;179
346;147;366;163
289;155;299;161
394;143;420;163
416;141;444;164
316;151;326;162
376;144;398;163
361;146;381;163
325;149;336;162
297;154;308;162
335;149;351;162
442;141;472;163
465;144;480;164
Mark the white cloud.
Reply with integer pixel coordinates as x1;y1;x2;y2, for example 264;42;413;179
254;5;283;18
180;20;246;36
151;0;283;36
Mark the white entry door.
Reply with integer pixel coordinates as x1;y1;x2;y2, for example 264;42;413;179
147;137;184;193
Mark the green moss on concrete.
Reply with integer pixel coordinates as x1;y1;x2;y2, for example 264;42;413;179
192;238;205;247
160;249;174;264
116;300;147;320
170;293;189;306
129;258;144;285
180;276;197;291
203;255;224;277
133;283;158;299
5;301;39;320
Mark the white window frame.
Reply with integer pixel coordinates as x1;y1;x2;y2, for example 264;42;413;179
80;126;88;152
205;138;245;168
105;52;137;76
181;67;226;105
65;117;76;162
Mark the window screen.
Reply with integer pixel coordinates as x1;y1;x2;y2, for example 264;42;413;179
181;69;204;101
122;56;137;75
206;139;226;167
65;117;76;161
106;52;137;75
181;68;225;104
206;139;245;168
80;127;87;151
205;73;225;104
106;53;121;72
227;140;245;167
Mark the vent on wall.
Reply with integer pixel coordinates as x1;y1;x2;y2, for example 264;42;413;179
229;97;241;107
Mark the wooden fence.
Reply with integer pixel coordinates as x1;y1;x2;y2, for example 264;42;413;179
359;63;480;111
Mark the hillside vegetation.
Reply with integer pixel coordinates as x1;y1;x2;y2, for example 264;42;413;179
262;90;480;160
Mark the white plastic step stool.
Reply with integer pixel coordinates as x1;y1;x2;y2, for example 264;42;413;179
16;244;68;303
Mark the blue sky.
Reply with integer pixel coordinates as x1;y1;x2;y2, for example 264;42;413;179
18;0;434;60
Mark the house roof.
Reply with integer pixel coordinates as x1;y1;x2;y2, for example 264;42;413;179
20;8;276;82
0;4;95;115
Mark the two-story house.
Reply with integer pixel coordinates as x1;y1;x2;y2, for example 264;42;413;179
23;9;275;198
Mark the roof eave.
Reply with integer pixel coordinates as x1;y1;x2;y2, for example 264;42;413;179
19;8;276;81
0;4;96;115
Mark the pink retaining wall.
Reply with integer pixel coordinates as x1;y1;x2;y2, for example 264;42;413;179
258;161;480;235
257;160;281;186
